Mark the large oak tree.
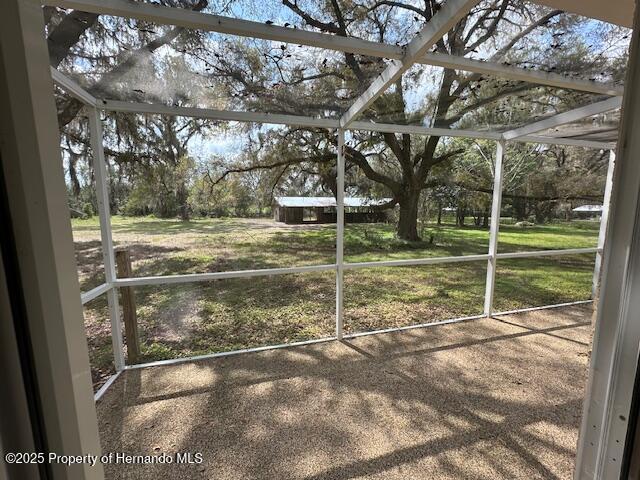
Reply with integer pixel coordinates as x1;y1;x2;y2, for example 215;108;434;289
47;0;627;235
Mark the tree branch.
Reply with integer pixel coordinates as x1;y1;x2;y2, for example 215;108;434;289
47;10;99;68
209;153;335;187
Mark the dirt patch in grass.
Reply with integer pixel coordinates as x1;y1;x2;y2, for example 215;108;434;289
147;287;203;343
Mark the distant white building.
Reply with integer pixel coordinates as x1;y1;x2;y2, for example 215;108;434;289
572;205;603;213
572;204;603;219
273;196;393;224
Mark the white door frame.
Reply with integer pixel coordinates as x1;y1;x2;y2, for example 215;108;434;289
575;2;640;477
0;0;104;478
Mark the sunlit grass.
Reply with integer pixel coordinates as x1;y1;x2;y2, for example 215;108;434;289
74;215;599;388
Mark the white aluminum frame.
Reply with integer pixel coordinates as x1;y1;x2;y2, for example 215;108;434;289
491;299;594;318
43;0;624;98
592;150;615;298
484;140;505;316
516;135;612;150
80;281;111;304
340;0;482;127
496;247;600;259
502;97;623;140
50;68;614;150
422;52;624;97
88;106;125;371
47;12;622;473
51;67;98;106
95;96;615;149
93;370;121;402
54;77;612;366
336;129;345;339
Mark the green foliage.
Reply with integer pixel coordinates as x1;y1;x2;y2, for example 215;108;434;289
122;155;195;218
53;1;625;241
188;158;269;218
82;203;95;218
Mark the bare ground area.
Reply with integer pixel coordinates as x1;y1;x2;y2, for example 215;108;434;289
97;304;593;480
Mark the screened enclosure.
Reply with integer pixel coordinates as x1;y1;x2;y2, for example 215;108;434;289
45;0;628;412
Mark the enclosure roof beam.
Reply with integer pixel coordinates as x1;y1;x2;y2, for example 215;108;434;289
516;135;614;149
421;53;624;97
99;99;612;148
50;66;97;106
43;0;625;98
340;0;482;128
348;120;501;140
100;100;502;139
42;0;401;58
502;96;623;140
101;100;340;128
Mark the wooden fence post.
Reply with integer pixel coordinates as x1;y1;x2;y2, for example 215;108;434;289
115;247;140;364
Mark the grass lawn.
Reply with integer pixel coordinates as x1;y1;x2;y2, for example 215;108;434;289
73;216;599;389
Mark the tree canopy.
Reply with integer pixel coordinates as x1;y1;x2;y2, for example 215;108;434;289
47;0;629;236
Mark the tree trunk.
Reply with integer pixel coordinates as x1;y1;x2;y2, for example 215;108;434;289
68;153;81;198
482;208;489;228
456;207;465;227
534;206;543;224
177;182;190;221
512;197;526;221
437;202;442;226
397;190;421;241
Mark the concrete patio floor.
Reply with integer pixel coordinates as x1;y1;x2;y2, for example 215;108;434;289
97;304;594;479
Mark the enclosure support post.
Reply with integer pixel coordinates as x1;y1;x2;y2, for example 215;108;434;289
484;140;505;317
592;149;615;299
336;129;345;339
88;107;125;371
